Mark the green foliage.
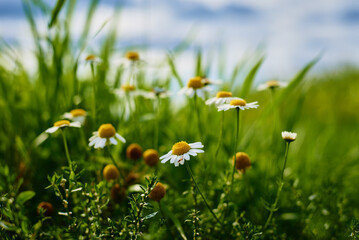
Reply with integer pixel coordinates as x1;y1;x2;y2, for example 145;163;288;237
0;1;358;239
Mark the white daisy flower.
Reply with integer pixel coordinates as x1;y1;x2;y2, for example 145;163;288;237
118;51;146;69
217;99;259;111
281;131;297;142
89;123;126;149
257;80;288;91
160;141;204;167
205;91;241;106
114;84;144;120
63;109;87;124
84;54;102;64
178;76;213;99
139;87;171;100
45;120;81;134
201;77;222;86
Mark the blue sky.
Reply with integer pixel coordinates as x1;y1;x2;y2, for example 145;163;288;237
0;0;359;80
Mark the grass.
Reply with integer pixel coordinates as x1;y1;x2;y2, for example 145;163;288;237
0;1;359;239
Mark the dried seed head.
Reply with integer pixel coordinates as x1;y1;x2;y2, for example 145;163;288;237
126;143;143;160
125;172;140;186
103;164;120;181
234;152;251;173
111;184;126;203
143;149;159;167
37;202;54;216
149;182;166;202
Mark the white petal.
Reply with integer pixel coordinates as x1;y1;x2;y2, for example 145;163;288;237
184;153;190;160
109;137;117;145
63;113;72;119
89;134;98;142
95;138;106;149
115;133;126;143
174;161;179;167
191;149;204;153
89;137;99;147
161;155;172;163
160;150;172;159
188;150;198;157
170;155;178;164
205;97;216;105
46;127;59;133
189;142;203;148
70;121;81;128
178;87;187;95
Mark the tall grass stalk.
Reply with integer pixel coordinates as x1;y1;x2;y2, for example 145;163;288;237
185;162;221;224
264;141;290;229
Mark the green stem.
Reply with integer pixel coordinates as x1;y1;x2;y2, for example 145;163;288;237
154;97;160;150
185;162;221;224
264;141;290;229
90;63;96;124
193;92;203;137
61;129;72;171
230;108;240;189
106;146;124;182
214;111;224;160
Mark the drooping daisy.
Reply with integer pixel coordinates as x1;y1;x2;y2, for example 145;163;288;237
205;91;240;106
114;84;143;120
139;87;171;100
160;141;204;167
63;109;87;124
201;77;222;86
89;124;126;149
281;131;297;142
217;99;259;111
45;120;81;134
178;76;212;99
257;80;288;91
84;54;102;64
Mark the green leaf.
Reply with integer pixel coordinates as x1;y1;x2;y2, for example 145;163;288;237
161;204;187;240
142;211;158;221
239;57;264;98
16;191;36;205
48;0;66;28
0;221;17;231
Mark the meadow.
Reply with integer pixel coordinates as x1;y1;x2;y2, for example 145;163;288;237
1;1;359;239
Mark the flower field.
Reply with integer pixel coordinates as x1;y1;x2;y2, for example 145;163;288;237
0;1;359;239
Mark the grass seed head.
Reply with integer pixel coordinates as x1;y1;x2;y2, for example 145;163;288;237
149;182;166;202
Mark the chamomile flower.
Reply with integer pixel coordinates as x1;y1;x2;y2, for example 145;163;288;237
63;109;87;124
115;84;144;120
119;51;146;69
45;120;81;134
205;91;240;106
89;124;126;149
257;80;288;91
84;54;102;64
178;76;212;99
217;99;259;111
281;131;297;142
139;87;171;99
160;141;204;167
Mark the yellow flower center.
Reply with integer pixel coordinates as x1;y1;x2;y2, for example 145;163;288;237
266;80;279;88
54;120;70;127
70;109;86;117
216;91;232;98
98;124;116;138
172;141;191;155
85;54;96;61
125;51;139;61
121;84;136;91
143;149;159;167
187;77;204;89
230;99;246;106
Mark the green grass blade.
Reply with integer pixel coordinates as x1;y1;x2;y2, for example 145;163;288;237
167;53;184;88
161;204;188;240
48;0;66;28
239;57;264;98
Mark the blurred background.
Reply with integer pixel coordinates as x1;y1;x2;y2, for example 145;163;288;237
1;0;359;81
